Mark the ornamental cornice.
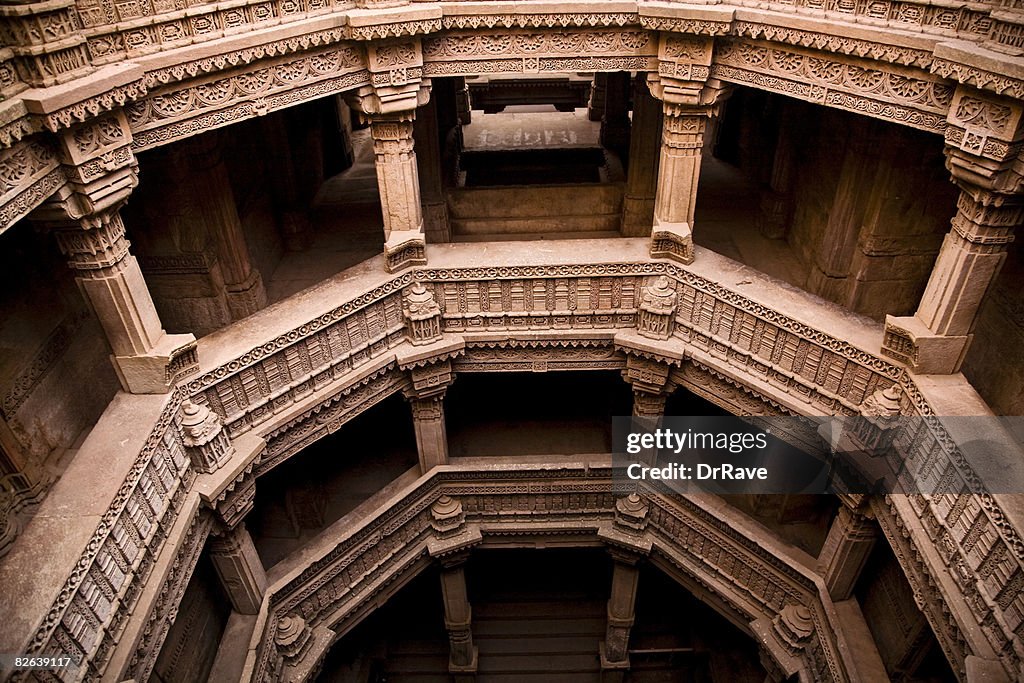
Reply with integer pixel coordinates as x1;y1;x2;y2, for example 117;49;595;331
730;20;936;68
931;57;1024;101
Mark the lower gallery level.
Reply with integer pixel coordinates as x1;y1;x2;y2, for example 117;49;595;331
0;7;1023;683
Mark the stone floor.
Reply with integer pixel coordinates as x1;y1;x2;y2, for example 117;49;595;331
264;111;811;303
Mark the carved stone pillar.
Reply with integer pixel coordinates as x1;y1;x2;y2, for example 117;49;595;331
600;550;641;678
170;133;267;320
647;35;726;265
601;71;632;161
53;208;198;393
758;100;798;240
622;75;663;237
621;354;676;464
818;505;878;601
414;96;451;242
883;87;1024;374
403;361;455;473
36;111;199;393
261;111;314;251
209;523;267;615
439;558;478;680
347;40;431;272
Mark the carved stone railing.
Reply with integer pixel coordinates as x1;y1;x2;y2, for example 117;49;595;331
6;391;194;680
245;463;852;682
3;243;1023;682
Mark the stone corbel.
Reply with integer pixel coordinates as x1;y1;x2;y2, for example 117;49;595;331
193;427;265;530
427;495;483;560
598;494;654;558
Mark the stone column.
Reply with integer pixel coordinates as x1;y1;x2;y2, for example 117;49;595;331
371;114;428;270
170;133;267;320
589;74;608;122
621;353;676;465
758;100;799;240
403;360;455;473
601;550;641;679
646;35;726;265
261;112;314;251
53;208;198;393
38;110;199;393
601;71;632;161
883;87;1024;374
817;505;878;601
347;40;431;272
439;559;478;680
415;96;451;242
209;523;267;615
622;74;663;237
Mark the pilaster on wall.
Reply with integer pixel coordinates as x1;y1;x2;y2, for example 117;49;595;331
622;74;663;238
34;111;198;393
414;95;451;243
346;39;431;273
883;86;1024;374
601;71;632;163
647;34;730;266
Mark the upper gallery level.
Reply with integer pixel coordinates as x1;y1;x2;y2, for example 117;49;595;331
2;0;1024;151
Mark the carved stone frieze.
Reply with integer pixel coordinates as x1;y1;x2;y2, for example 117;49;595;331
0;138;64;232
711;39;954;133
440;13;639;31
126;510;214;683
732;21;935;68
454;338;624;374
126;44;367;151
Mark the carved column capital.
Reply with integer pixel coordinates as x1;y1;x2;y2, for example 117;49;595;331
48;110;138;219
945;85;1024;192
52;207;131;274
